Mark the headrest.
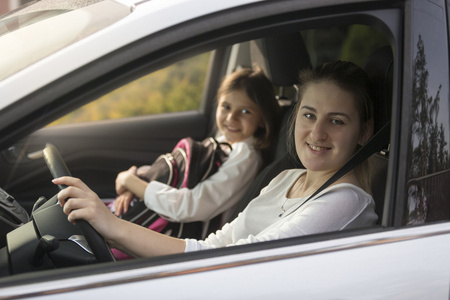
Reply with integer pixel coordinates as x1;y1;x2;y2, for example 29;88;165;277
364;46;394;134
250;32;311;87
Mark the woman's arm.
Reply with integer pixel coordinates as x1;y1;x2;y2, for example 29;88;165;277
54;176;186;258
109;219;186;257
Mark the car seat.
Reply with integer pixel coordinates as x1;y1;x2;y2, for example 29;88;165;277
250;32;312;160
226;32;311;222
204;33;311;235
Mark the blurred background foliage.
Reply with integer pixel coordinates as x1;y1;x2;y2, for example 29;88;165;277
51;52;211;125
340;25;389;67
51;24;388;126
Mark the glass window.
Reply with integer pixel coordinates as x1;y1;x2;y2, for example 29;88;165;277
51;52;211;125
0;0;130;81
303;25;389;68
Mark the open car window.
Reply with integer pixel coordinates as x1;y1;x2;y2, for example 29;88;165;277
51;52;211;125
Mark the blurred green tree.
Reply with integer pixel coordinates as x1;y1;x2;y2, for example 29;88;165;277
340;25;389;67
51;52;210;125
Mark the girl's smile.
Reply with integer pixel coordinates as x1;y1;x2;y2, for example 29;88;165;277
224;125;240;132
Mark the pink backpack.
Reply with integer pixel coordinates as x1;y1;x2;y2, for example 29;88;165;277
119;137;231;237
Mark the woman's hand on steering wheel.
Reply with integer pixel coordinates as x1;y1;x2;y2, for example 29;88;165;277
54;176;118;243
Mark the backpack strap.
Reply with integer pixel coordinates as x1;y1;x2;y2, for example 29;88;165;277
281;121;391;218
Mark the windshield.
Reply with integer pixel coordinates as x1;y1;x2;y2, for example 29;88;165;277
0;0;103;35
0;0;131;82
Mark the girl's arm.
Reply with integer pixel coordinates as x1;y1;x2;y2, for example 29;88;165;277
113;191;135;216
114;166;148;216
115;166;148;199
145;141;262;222
54;176;186;258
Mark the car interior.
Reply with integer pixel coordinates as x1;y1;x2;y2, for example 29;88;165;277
227;33;393;226
0;19;394;276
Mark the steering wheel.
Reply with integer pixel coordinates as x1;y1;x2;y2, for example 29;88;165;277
42;143;115;263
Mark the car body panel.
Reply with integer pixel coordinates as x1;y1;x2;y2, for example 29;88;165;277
1;223;450;298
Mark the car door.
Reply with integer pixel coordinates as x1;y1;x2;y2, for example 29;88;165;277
1;0;450;298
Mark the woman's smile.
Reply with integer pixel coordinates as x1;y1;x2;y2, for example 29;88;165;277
306;142;331;152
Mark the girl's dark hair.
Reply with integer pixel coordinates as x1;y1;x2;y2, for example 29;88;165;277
218;67;281;151
286;61;374;191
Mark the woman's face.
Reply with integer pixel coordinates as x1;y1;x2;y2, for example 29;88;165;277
295;81;367;174
216;89;264;144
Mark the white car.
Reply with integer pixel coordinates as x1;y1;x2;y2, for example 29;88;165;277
0;0;449;298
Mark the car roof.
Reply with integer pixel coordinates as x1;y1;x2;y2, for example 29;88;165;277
0;0;263;112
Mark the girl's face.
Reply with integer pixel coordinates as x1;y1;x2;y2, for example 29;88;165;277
295;81;369;174
216;89;264;144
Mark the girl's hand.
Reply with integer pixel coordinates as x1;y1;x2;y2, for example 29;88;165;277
136;165;151;177
115;166;138;195
53;176;118;241
114;191;135;216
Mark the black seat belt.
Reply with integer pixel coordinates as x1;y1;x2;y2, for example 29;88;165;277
282;121;391;217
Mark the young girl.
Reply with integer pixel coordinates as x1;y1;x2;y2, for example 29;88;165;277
112;68;281;232
54;61;378;256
